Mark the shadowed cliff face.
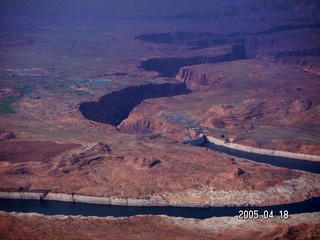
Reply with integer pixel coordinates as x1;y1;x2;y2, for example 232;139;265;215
136;24;320;60
79;83;190;126
135;32;245;48
141;44;247;77
135;25;320;47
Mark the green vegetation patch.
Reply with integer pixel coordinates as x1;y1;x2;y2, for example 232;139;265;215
0;96;20;113
19;85;35;94
161;113;195;125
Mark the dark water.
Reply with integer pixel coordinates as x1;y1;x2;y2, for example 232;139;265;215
0;198;319;219
200;142;320;174
1;141;319;219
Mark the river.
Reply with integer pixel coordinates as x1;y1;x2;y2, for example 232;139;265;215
200;141;320;174
0;197;319;219
1;141;319;219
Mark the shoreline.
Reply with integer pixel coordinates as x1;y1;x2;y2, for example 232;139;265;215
190;134;320;162
1;136;320;208
0;188;319;209
1;136;319;209
0;192;183;208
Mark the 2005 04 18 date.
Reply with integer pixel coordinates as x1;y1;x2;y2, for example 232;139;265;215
238;210;289;220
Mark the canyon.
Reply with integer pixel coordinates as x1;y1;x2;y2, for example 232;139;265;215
79;82;190;126
0;1;320;239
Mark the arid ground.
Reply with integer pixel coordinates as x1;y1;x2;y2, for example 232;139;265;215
0;1;319;239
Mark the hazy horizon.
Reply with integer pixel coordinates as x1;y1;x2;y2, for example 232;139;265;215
1;0;319;19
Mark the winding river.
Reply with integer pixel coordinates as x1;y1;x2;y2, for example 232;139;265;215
200;141;320;174
1;141;319;219
0;197;319;219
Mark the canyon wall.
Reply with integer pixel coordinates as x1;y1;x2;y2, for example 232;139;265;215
135;32;245;49
205;135;320;162
79;83;190;126
175;65;226;92
137;24;320;74
140;44;247;77
256;48;320;75
1;173;319;208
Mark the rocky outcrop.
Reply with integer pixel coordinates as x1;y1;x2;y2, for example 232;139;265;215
0;171;319;207
148;159;161;168
0;87;22;99
0;192;47;200
256;48;320;74
278;58;320;75
79;83;190;126
48;142;111;175
118;119;154;134
175;66;226;92
0;130;15;141
0;192;168;207
44;193;169;206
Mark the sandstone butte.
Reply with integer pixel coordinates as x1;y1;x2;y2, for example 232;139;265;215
0;1;320;239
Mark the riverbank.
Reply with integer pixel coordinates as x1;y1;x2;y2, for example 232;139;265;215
1;210;319;240
0;192;168;207
1;194;320;219
191;134;320;162
1;134;319;209
1;171;319;208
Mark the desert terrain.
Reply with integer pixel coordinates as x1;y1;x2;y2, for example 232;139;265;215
0;0;320;239
0;211;319;240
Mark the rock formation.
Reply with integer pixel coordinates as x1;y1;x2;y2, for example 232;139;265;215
79;82;190;126
0;2;319;238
